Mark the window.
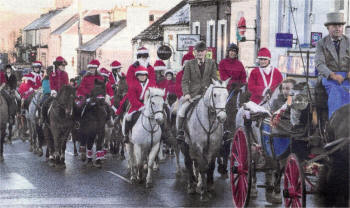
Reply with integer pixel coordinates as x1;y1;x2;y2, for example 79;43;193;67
192;22;200;35
210;25;213;47
206;20;216;47
217;20;227;62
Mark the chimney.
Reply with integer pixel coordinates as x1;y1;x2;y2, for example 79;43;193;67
100;12;110;28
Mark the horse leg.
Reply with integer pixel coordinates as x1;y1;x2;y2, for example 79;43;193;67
0;127;4;162
71;129;78;156
207;159;216;194
79;132;87;162
36;124;44;157
134;144;143;183
7;123;12;144
158;140;166;161
94;131;104;168
86;134;95;167
180;142;196;194
59;138;67;168
146;142;160;188
126;143;136;183
174;144;182;176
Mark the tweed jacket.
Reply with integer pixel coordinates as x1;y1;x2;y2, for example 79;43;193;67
182;58;218;98
315;34;350;78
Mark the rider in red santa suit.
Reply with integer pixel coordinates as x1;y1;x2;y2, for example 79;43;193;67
158;69;176;99
175;50;195;99
126;46;156;86
248;47;283;104
108;60;126;114
99;67;114;105
49;56;69;97
26;61;43;90
153;59;166;87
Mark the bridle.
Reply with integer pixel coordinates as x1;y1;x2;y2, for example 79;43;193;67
205;86;227;117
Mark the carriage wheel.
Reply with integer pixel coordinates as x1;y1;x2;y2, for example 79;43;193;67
283;153;306;208
230;127;252;208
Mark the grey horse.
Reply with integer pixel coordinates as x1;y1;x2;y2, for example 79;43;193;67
176;79;229;199
0;92;9;162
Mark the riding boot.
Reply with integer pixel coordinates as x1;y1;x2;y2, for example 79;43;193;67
176;117;185;141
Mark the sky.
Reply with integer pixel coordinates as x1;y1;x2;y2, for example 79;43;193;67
0;0;183;13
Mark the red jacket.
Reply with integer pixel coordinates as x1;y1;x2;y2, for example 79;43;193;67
76;73;108;98
175;70;184;99
126;62;156;86
248;67;283;104
158;79;176;98
219;58;246;90
49;70;69;92
0;71;6;85
127;79;156;113
18;82;34;99
108;72;125;86
26;72;42;90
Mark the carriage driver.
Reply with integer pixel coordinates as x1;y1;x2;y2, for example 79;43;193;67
177;41;218;140
315;12;350;119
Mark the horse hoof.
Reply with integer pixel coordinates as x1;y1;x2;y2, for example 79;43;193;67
48;159;55;167
0;156;4;162
146;182;153;189
74;151;78;157
94;160;102;168
130;177;137;184
38;149;43;157
81;154;86;162
187;186;196;195
87;159;93;167
120;155;125;161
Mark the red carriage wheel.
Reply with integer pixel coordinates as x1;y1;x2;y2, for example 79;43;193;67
283;153;306;208
230;127;252;208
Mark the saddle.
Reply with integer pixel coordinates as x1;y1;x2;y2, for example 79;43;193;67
42;96;54;124
124;110;142;135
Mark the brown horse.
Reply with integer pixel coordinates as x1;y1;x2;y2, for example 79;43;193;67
0;92;8;162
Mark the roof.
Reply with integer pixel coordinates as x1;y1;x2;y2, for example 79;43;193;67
78;20;127;52
23;9;63;31
132;0;188;42
161;3;189;26
51;14;79;35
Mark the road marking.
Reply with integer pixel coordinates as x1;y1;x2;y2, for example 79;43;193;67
106;171;131;184
3;152;31;156
0;173;36;190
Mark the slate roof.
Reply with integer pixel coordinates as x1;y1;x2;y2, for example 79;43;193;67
161;3;189;26
132;0;188;42
51;14;79;35
78;20;127;52
23;9;63;31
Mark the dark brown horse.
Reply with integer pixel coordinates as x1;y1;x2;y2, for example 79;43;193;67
0;92;8;162
45;85;76;168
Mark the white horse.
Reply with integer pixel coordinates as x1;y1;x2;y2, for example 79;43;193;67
176;79;229;199
123;87;165;188
27;90;44;155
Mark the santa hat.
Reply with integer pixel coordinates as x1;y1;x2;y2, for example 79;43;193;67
87;59;100;68
135;66;148;76
110;60;122;69
164;69;174;76
181;52;195;66
32;61;42;68
136;47;149;55
257;48;271;60
99;67;111;77
153;60;166;71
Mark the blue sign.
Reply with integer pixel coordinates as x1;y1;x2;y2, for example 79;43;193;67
311;32;322;47
276;33;293;48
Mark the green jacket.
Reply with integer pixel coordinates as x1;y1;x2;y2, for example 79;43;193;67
182;58;218;98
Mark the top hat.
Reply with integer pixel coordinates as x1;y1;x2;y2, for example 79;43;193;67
324;12;346;26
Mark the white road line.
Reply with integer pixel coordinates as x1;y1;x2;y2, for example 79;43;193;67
3;152;31;156
0;173;36;190
106;171;131;184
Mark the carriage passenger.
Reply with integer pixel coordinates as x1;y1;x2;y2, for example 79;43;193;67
175;51;195;99
218;43;247;90
315;12;350;119
248;47;283;105
177;41;218;140
49;56;69;97
122;66;157;142
126;47;156;86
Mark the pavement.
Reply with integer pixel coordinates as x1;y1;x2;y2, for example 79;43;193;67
0;138;325;207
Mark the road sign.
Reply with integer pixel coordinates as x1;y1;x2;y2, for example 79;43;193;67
177;34;200;51
157;45;172;60
276;33;293;48
310;32;322;47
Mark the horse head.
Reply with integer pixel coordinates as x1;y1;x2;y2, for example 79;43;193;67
56;85;76;117
114;77;128;106
204;79;230;123
144;87;165;125
90;79;106;105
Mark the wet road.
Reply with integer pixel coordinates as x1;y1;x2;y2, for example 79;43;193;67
0;139;325;207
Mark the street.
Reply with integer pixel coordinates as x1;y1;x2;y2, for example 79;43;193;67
0;138;326;207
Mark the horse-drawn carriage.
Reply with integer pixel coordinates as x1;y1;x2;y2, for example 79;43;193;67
230;75;350;207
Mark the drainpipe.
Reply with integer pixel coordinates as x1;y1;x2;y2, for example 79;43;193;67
216;0;219;63
256;0;261;61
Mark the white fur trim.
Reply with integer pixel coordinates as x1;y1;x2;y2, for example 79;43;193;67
87;64;98;68
165;69;174;75
137;49;149;54
154;66;166;71
262;87;270;96
135;71;148;75
26;76;36;82
32;63;41;67
111;66;121;69
257;56;271;60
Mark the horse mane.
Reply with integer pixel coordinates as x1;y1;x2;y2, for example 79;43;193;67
144;87;165;102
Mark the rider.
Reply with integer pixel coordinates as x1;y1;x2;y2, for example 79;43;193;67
126;46;156;86
18;75;35;112
0;64;18;124
315;12;350;119
49;56;69;97
99;67;113;106
153;59;166;86
176;41;218;140
26;61;42;90
175;50;195;99
123;66;156;142
158;69;176;100
76;59;113;123
218;43;247;90
40;67;51;105
108;60;126;114
247;47;283;105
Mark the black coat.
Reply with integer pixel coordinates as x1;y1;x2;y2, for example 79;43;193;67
5;74;17;90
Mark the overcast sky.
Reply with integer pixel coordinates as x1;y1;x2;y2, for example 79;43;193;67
0;0;183;13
